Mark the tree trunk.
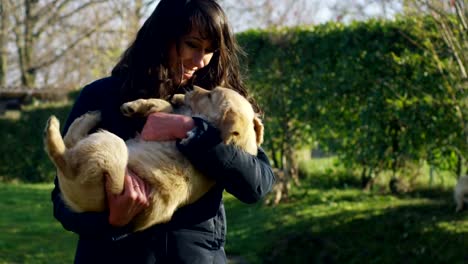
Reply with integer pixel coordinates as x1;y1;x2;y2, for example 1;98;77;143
265;168;290;206
361;167;376;191
265;132;301;205
0;0;7;86
456;153;465;178
283;143;300;186
21;0;38;87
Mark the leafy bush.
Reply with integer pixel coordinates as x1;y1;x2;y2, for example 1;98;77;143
2;16;465;184
238;16;465;182
0;103;71;182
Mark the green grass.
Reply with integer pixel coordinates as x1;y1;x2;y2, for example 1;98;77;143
224;188;467;263
0;183;76;264
223;161;467;264
1;165;466;264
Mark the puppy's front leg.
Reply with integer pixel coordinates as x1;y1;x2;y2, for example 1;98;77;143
171;94;185;106
121;99;174;117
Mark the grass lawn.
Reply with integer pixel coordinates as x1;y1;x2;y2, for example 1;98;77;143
0;161;467;263
224;186;467;264
0;183;75;264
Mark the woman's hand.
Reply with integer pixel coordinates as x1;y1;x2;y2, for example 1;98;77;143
141;112;194;141
105;169;151;227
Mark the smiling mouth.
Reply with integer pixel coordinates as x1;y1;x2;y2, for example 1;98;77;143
182;66;195;78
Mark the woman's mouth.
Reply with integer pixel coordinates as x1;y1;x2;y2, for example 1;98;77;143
182;66;195;80
183;71;194;80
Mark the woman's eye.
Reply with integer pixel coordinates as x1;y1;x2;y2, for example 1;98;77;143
185;41;198;49
184;40;216;54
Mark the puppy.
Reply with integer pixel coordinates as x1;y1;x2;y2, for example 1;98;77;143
44;86;264;231
454;175;468;212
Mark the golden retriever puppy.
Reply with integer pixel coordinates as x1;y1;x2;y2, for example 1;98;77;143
44;86;264;231
454;175;468;212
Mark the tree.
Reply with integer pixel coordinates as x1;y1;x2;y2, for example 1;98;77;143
1;0;157;89
0;0;7;86
220;0;321;32
239;29;319;204
5;0;118;88
329;0;402;22
402;0;467;177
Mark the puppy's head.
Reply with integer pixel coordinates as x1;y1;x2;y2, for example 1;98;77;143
186;86;263;155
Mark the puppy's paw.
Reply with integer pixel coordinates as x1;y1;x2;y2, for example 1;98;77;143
44;115;59;141
121;100;141;116
121;99;173;116
171;94;186;106
46;115;59;131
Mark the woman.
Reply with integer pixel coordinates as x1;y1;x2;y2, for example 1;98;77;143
51;0;275;263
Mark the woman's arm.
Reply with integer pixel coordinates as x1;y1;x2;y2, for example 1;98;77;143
141;114;275;203
176;117;275;203
51;177;124;237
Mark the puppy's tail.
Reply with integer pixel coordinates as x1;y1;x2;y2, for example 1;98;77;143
44;115;67;173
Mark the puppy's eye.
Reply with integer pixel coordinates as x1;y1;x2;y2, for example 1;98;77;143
207;93;212;100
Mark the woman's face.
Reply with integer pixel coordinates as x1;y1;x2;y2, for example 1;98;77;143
169;29;216;85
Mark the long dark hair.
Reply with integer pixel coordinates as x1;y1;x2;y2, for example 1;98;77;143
112;0;260;113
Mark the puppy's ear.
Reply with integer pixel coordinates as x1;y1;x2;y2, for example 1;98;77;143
220;108;243;144
253;116;264;145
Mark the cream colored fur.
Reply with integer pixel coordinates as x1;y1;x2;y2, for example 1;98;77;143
44;86;264;231
454;175;468;212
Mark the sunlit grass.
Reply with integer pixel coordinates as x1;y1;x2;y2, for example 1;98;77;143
224;159;467;264
0;160;466;264
0;183;76;264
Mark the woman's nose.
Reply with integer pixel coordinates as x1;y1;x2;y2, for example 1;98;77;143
192;52;205;69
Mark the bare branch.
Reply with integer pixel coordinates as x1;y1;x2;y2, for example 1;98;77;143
34;19;111;70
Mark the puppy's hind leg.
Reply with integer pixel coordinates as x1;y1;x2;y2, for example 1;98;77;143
121;98;174;117
63;111;101;148
44;116;67;172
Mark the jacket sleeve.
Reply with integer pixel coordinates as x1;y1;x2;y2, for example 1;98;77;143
50;82;129;239
177;117;275;204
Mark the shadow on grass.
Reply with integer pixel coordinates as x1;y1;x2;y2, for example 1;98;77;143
300;170;363;190
0;179;465;264
225;187;467;264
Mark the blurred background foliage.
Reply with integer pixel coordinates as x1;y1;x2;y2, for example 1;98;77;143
0;1;467;263
0;7;466;195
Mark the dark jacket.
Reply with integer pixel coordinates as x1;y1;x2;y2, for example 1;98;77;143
51;76;275;264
